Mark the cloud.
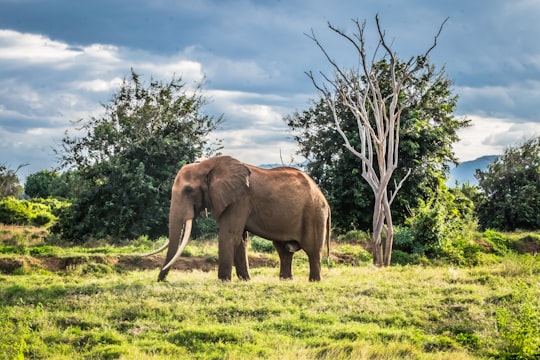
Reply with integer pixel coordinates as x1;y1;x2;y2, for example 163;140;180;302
0;28;301;179
453;115;540;161
0;29;80;64
136;54;204;83
215;128;300;166
455;80;540;122
73;78;124;92
0;30;208;179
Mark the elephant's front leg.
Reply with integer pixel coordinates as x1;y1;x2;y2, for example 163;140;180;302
234;231;251;280
273;241;294;279
217;229;249;281
217;205;250;281
217;232;235;281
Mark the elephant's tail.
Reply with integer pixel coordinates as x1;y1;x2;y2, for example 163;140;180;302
325;209;331;267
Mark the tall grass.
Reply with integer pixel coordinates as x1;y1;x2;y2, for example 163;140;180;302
1;259;538;359
1;226;539;359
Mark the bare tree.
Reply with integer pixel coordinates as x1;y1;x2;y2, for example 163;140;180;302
0;164;27;198
307;15;447;266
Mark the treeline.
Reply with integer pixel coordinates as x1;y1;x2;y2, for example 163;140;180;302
1;67;539;262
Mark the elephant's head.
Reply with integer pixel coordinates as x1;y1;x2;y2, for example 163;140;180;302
146;156;251;281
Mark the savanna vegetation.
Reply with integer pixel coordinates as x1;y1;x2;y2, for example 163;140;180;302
0;225;539;359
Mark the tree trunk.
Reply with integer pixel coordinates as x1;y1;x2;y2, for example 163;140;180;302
371;194;385;267
383;194;394;266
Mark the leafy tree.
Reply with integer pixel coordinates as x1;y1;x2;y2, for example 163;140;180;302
25;170;59;198
288;63;467;234
53;70;221;242
475;137;540;230
46;170;83;199
0;164;25;198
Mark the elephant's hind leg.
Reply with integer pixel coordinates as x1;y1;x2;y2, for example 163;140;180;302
307;250;322;281
273;241;294;279
302;238;322;281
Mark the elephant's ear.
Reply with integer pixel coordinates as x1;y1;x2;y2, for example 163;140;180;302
206;156;251;218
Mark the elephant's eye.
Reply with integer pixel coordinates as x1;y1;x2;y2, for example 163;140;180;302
184;186;194;194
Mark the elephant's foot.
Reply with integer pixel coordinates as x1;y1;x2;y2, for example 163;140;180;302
218;266;233;281
279;274;293;280
157;269;169;282
236;266;251;281
309;274;321;282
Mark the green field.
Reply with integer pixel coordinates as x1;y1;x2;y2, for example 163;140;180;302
1;227;539;359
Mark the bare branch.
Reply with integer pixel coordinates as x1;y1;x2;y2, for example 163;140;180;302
375;14;395;60
327;21;363;58
424;17;449;59
389;168;412;205
305;29;354;90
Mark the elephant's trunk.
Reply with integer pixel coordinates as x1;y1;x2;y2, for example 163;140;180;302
161;218;193;272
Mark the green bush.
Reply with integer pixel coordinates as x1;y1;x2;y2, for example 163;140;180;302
513;234;540;254
251;236;275;253
401;180;480;265
336;229;370;244
32;197;71;217
193;217;218;239
483;229;510;255
391;250;425;266
394;226;420;254
338;244;373;264
0;197;64;227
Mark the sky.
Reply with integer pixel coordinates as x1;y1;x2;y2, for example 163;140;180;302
1;0;539;180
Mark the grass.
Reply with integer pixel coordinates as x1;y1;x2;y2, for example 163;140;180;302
0;227;539;359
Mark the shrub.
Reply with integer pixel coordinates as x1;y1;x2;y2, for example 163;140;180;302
336;229;370;244
32;197;71;217
394;226;419;253
338;244;373;264
512;234;540;254
193;217;218;239
251;236;275;253
0;197;62;227
391;250;425;266
483;229;510;255
401;179;480;265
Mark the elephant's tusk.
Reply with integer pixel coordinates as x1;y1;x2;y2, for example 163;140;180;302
141;240;170;257
161;218;193;271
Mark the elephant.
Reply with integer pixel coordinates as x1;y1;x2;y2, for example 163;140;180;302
144;155;331;282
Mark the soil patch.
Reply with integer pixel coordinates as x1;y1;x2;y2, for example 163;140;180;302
0;253;279;275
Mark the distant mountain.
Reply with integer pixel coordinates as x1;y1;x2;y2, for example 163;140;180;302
257;161;307;170
259;156;498;186
448;155;499;185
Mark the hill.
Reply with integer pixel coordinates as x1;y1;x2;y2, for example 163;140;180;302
448;155;498;185
259;156;499;186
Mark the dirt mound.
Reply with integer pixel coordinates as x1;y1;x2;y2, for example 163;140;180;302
0;253;279;275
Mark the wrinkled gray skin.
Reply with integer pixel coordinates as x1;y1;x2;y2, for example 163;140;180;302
149;156;331;282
